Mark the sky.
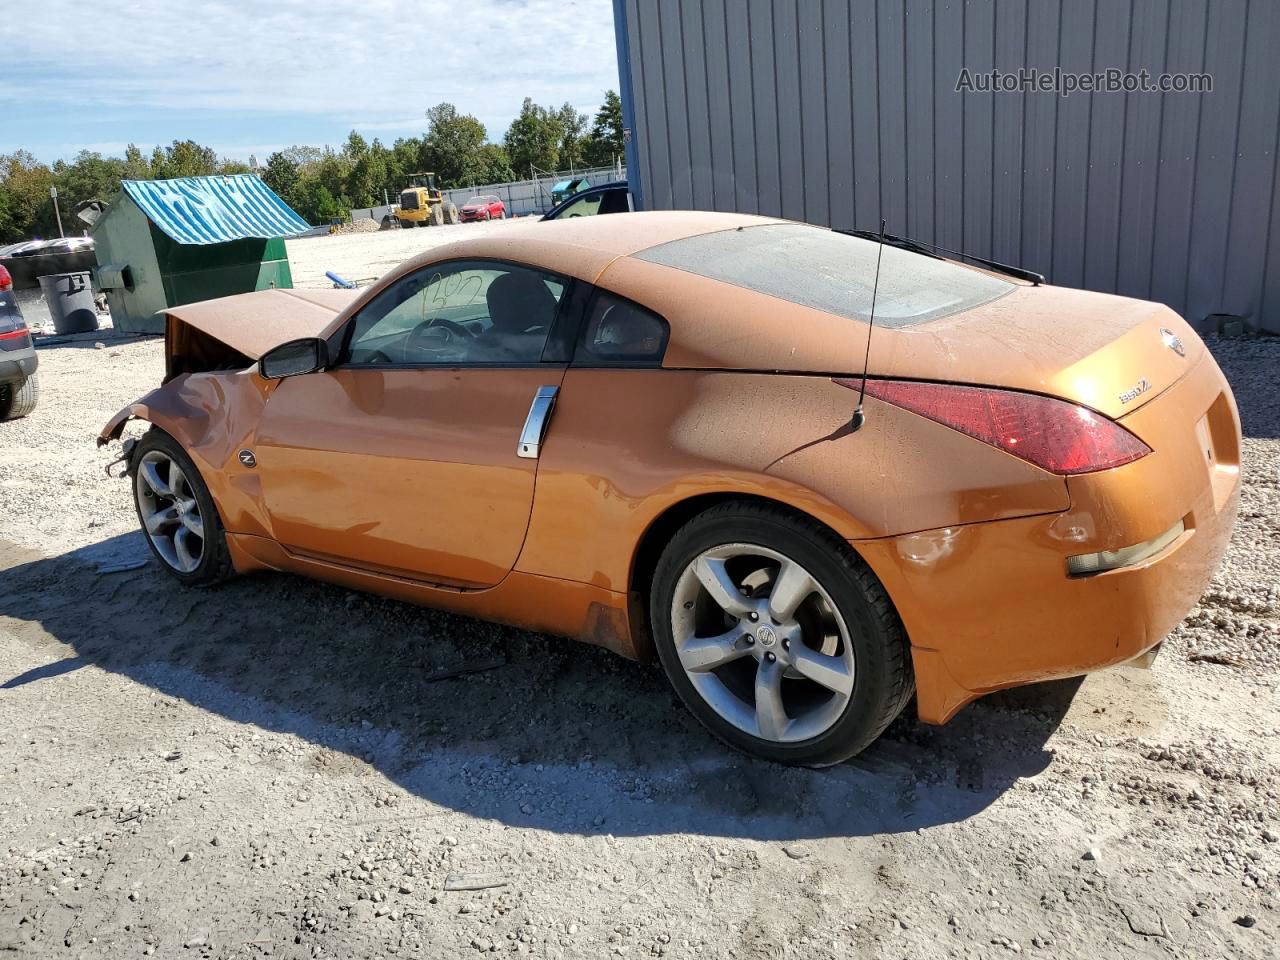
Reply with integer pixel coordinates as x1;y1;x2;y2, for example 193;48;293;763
8;0;620;164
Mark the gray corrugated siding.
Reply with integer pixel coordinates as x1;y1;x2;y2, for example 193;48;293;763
620;0;1280;333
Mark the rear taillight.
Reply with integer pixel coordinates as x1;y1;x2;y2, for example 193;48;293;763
0;319;29;340
0;265;12;291
834;378;1152;475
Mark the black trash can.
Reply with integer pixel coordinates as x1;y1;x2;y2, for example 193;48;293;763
38;271;98;335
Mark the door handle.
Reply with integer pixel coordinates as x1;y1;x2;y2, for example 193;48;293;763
517;385;559;459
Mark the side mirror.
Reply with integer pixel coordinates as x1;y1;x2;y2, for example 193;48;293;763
259;338;327;380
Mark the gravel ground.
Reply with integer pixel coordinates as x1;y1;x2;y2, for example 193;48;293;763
285;219;538;291
0;324;1276;959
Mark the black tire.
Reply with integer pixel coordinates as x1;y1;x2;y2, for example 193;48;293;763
0;373;39;420
650;501;913;767
131;428;234;587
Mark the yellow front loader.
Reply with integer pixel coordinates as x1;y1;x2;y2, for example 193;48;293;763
394;172;458;227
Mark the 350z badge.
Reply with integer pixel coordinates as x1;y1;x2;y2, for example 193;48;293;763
1119;378;1152;405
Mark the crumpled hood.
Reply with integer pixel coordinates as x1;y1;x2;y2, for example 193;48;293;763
161;288;358;360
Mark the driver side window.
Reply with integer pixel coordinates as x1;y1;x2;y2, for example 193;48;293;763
344;260;566;366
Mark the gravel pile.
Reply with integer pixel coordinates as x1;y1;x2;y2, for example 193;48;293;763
331;218;383;235
0;332;1276;959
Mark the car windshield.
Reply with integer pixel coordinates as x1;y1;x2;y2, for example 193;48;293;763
634;223;1014;328
464;197;488;205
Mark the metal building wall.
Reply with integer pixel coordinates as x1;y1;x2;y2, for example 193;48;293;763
616;0;1280;333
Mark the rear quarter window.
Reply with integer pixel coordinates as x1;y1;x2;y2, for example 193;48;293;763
575;292;668;365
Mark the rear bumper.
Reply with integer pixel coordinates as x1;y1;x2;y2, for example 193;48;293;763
0;353;37;384
858;350;1241;724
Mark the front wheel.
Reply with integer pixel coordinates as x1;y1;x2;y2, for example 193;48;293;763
132;429;233;586
650;501;913;766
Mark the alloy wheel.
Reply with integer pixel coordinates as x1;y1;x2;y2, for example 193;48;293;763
669;543;856;743
135;450;205;573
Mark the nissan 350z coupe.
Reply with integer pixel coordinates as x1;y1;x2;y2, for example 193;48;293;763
99;212;1240;766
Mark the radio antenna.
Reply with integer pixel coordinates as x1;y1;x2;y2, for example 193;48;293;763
849;217;886;433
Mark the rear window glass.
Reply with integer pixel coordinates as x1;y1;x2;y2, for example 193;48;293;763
634;223;1013;328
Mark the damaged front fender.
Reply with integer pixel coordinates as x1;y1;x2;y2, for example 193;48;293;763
97;371;277;539
98;392;163;447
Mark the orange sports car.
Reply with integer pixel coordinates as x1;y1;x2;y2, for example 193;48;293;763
99;212;1240;766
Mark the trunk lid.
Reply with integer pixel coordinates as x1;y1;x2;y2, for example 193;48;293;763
877;283;1202;419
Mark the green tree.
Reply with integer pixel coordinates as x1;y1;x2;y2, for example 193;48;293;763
387;136;425;192
583;90;625;167
347;138;390;207
306;184;347;223
0;152;57;241
53;151;126;209
471;144;515;187
313;149;353;211
262;152;302;207
217;158;255;175
343;131;369;161
503;98;562;177
556;103;589;171
420;103;493;188
122;144;150;180
149;140;219;179
281;145;325;171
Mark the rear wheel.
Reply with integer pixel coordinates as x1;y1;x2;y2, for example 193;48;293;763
0;373;39;420
132;429;233;586
650;501;913;766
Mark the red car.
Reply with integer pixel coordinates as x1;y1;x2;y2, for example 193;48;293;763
458;195;506;222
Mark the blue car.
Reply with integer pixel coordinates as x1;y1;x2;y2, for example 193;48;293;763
541;181;632;221
0;264;38;420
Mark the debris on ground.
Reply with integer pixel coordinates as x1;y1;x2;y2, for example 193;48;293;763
0;330;1275;958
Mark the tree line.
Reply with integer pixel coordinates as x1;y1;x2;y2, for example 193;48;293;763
0;92;624;242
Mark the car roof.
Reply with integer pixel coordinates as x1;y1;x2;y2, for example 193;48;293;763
391;211;781;282
316;211;781;339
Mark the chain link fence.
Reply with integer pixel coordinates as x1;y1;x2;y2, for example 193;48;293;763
351;163;626;224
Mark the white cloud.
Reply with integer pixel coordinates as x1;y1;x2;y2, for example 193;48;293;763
13;0;619;139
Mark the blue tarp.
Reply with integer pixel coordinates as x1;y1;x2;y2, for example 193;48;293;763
122;175;310;246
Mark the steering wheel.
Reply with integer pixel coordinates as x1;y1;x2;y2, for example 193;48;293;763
406;317;475;353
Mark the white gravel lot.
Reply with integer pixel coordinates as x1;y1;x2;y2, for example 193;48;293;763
286;219;540;291
0;265;1276;959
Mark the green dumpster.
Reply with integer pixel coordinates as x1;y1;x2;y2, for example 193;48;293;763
90;175;310;334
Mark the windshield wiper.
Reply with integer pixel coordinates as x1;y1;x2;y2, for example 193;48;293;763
835;228;1045;286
